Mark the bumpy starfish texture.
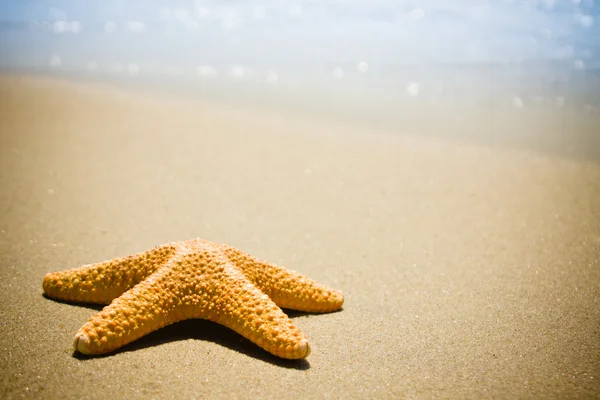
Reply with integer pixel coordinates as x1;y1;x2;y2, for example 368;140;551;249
42;239;343;359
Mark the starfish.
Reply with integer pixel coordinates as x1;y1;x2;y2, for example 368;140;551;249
42;239;344;359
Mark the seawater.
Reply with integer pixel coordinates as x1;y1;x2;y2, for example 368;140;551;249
1;0;599;158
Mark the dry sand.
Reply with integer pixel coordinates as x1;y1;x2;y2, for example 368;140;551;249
0;75;599;399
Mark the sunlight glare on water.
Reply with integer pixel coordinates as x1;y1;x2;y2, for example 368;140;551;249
0;0;598;120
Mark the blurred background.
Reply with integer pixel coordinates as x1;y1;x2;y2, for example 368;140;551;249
1;0;599;158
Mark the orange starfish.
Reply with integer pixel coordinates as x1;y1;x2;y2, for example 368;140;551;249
42;239;344;359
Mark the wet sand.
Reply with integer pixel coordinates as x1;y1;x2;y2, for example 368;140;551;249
0;74;599;399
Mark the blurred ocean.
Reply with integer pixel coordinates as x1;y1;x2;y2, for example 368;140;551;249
1;0;599;158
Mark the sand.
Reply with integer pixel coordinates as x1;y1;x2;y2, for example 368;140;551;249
0;74;599;399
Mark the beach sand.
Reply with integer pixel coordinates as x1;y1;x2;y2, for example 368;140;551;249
0;74;599;399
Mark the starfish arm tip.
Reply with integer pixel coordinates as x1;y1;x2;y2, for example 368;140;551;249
326;288;344;308
336;291;345;309
298;339;311;359
42;272;69;301
42;272;54;293
73;332;92;355
274;338;310;359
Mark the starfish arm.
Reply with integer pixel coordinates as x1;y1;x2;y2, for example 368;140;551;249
73;266;183;355
220;246;344;313
202;266;311;359
43;244;176;304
